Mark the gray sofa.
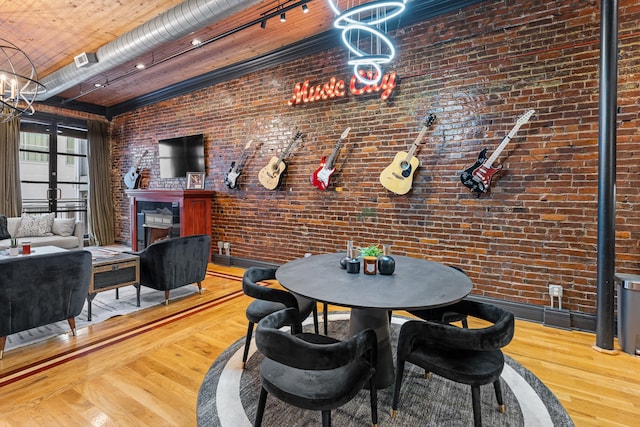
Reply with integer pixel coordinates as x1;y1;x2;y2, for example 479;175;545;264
0;216;84;250
0;250;93;359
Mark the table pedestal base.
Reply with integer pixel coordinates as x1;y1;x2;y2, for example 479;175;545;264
348;308;394;389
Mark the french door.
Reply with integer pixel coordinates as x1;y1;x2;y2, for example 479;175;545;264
18;114;89;235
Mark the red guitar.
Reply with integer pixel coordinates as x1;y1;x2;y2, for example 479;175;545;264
310;127;350;190
460;109;535;194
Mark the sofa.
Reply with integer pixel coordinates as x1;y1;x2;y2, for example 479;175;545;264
0;250;93;359
0;214;84;250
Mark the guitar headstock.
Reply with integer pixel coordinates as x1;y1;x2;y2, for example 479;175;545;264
424;113;437;128
517;109;535;125
293;131;303;140
340;127;351;139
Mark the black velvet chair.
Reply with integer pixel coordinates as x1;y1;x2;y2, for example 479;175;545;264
392;300;515;427
254;308;378;427
0;250;92;359
241;266;320;368
129;234;210;305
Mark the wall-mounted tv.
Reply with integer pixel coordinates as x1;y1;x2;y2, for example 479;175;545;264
158;134;206;178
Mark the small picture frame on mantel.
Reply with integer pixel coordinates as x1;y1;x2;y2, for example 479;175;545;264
186;172;205;190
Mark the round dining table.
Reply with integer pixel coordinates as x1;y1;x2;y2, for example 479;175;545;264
276;252;473;388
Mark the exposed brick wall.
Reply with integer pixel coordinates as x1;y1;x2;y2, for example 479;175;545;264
108;0;640;315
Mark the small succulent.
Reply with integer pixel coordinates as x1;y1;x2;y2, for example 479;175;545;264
358;245;382;257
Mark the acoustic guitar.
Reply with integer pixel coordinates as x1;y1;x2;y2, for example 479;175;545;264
258;131;303;190
379;114;437;195
460;109;535;195
124;149;149;189
224;140;255;189
310;127;351;190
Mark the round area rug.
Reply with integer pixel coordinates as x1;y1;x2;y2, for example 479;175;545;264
197;313;574;426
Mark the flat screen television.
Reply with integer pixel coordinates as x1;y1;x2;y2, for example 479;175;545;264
158;134;206;178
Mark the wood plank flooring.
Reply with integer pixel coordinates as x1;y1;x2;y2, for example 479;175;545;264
1;264;639;426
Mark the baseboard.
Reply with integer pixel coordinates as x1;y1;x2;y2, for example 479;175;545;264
214;256;600;333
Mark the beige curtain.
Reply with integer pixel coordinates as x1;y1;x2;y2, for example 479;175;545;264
87;120;115;246
0;117;22;216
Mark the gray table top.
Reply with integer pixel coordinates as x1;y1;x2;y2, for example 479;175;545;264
276;253;472;311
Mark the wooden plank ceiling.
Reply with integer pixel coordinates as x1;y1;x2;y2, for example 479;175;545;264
0;0;336;110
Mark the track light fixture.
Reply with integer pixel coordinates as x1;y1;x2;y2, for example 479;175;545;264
302;3;309;13
280;12;286;22
260;19;267;28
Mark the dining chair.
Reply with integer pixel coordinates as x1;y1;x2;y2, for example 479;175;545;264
254;307;378;427
392;300;515;427
241;266;320;368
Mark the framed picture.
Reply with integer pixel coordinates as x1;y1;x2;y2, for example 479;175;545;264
186;172;205;190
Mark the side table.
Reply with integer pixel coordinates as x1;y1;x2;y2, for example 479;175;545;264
87;248;140;321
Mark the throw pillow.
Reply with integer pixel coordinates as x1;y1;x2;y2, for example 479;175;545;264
52;218;76;237
15;213;55;238
0;215;11;240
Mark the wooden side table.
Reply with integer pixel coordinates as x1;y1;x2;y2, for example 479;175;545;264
87;248;140;321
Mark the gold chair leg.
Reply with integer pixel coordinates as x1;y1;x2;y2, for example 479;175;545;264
391;409;397;418
68;318;77;336
500;404;506;413
198;281;202;294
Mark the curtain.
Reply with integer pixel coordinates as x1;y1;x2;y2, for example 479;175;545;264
0;117;22;216
87;120;115;246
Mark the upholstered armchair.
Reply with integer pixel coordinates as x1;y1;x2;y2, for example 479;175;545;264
129;234;210;305
254;308;378;427
241;266;319;368
392;300;515;427
0;250;92;359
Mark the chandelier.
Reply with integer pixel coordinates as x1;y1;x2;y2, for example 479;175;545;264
0;38;46;123
327;0;407;85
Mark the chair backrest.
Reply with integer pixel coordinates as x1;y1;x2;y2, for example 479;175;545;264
242;266;299;309
255;308;377;370
401;300;514;352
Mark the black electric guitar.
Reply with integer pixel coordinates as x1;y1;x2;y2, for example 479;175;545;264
224;140;255;189
379;114;437;195
310;127;350;190
258;131;303;190
124;149;149;189
460;109;535;195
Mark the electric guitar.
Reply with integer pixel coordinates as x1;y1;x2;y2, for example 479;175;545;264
258;131;303;190
460;109;535;195
224;140;254;189
310;127;351;190
379;114;437;195
124;149;149;189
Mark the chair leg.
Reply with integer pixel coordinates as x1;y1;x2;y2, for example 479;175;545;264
164;290;170;305
312;304;319;334
369;375;378;427
493;379;505;413
323;302;328;335
462;316;469;328
242;322;255;369
67;318;77;336
471;385;482;427
391;358;405;416
321;410;332;427
0;336;6;360
255;387;268;427
197;281;202;294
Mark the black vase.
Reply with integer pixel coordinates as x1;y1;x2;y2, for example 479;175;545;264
377;255;395;275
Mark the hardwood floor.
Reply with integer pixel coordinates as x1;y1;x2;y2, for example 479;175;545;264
1;264;638;426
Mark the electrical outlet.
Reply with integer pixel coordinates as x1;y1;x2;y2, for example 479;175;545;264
549;284;563;297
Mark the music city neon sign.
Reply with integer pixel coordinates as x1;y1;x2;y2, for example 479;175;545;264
287;71;397;106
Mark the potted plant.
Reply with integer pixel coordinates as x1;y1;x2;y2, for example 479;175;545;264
358;245;382;275
9;238;19;256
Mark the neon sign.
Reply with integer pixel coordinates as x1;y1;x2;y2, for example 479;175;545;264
288;71;397;106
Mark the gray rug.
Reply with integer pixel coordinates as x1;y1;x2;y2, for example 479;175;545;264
197;313;574;426
4;284;201;352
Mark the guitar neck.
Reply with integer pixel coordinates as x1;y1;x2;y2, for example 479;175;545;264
484;110;535;167
274;132;301;169
403;125;429;162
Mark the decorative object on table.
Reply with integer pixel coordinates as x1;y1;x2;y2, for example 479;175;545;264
377;244;395;275
460;109;535;196
21;240;31;255
9;238;19;256
186;171;205;190
339;240;354;269
358;244;383;275
258;130;303;190
310;127;350;190
379;113;437;195
346;257;360;274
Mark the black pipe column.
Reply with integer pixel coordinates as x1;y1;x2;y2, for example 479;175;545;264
595;0;618;351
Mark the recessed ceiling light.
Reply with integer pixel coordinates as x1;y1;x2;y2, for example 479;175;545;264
136;63;145;70
191;39;202;46
94;83;102;87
